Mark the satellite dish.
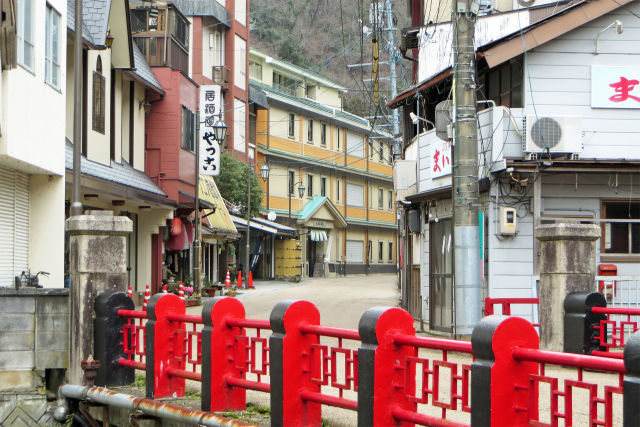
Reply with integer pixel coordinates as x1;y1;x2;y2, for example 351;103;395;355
267;211;277;221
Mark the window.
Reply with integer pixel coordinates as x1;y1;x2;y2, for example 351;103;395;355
273;72;300;96
321;123;327;146
306;84;316;100
337;179;341;201
320;177;326;197
17;0;34;70
377;242;383;262
181;106;196;152
288;171;295;195
389;145;393;163
210;32;223;66
388;190;393;210
235;0;247;25
307;174;313;197
484;58;523;108
130;9;147;33
603;201;640;254
92;56;106;134
346;183;364;207
45;5;60;88
336;128;341;151
249;60;262;80
172;11;189;48
307;119;313;142
388;242;393;262
288;113;295;137
378;188;384;209
234;99;246;152
235;35;246;90
379;141;384;161
346;128;363;158
369;142;374;159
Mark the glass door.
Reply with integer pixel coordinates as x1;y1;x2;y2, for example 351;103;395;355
429;219;453;332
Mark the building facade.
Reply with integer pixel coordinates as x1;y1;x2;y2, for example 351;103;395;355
250;49;397;277
392;0;640;334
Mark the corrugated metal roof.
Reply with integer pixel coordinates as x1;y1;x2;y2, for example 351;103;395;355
249;85;269;109
130;43;164;94
199;176;237;235
65;141;167;196
66;0;96;45
171;0;230;27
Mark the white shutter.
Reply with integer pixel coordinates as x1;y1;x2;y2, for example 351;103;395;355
345;240;364;263
0;166;29;287
346;183;364;207
346;131;364;158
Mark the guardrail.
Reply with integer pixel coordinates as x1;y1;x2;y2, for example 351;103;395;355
94;291;640;426
484;297;540;327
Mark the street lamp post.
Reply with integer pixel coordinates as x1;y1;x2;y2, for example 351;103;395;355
194;120;227;292
243;161;270;289
288;180;306;224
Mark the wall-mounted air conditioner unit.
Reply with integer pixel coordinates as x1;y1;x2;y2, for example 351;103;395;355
523;116;582;154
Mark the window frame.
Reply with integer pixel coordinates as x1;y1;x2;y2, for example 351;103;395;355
320;177;326;197
307;174;313;198
181;106;196;152
378;241;383;262
17;0;34;71
288;171;295;195
601;200;640;256
288;113;295;137
379;141;384;162
320;123;327;146
378;188;383;209
307;119;313;143
92;56;106;134
388;242;393;262
388;190;393;210
45;4;61;89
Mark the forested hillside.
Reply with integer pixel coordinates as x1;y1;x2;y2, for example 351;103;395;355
249;0;412;118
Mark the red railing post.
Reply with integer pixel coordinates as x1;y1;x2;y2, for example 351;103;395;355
471;315;539;426
357;306;416;427
201;297;247;412
484;297;494;316
146;293;185;398
269;300;321;427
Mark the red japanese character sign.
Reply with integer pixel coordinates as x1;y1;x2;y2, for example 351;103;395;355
430;137;452;178
592;66;640;109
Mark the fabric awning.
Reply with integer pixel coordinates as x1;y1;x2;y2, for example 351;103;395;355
309;230;328;242
199;176;238;236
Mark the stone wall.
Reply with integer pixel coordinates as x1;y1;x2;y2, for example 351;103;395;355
0;287;69;425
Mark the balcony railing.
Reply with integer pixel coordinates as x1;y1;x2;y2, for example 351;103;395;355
133;35;188;76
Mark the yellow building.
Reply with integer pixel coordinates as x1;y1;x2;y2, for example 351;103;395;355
249;49;397;277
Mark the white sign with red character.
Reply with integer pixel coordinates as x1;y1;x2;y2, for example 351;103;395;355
430;137;452;179
592;66;640;109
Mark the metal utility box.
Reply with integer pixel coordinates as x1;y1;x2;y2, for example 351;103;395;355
499;207;517;235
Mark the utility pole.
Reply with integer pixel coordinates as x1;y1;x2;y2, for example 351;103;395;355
384;0;400;157
452;0;481;335
245;162;251;289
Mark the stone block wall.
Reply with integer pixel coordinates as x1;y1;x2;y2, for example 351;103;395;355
0;287;69;425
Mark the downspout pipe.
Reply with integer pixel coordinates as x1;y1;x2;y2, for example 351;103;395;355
58;385;256;427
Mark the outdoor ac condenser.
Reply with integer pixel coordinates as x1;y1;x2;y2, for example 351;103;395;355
523;115;582;154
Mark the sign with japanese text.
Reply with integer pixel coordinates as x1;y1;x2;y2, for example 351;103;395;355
199;85;223;176
430;138;452;179
592;66;640;109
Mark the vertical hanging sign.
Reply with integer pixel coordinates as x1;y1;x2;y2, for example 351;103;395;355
199;85;222;176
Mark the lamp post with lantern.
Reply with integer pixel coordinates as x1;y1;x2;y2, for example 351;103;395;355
288;180;306;224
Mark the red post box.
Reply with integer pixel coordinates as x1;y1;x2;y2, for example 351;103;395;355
598;264;617;300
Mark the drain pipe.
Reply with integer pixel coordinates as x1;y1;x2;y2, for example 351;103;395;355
57;385;256;427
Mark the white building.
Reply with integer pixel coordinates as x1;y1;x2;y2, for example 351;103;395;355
0;0;67;288
391;0;640;334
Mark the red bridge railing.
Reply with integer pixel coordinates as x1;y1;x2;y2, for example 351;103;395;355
94;290;640;427
591;306;640;358
484;297;540;328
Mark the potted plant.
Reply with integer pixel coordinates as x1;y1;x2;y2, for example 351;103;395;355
202;277;217;297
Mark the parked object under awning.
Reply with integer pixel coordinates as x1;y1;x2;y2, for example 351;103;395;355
309;230;328;242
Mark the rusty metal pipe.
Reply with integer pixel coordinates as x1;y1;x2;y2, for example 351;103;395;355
60;385;257;426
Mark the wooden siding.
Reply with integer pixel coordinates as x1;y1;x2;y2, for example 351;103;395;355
525;7;640;159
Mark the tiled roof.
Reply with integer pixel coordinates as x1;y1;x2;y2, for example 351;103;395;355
171;0;230;27
66;0;95;45
82;0;112;47
249;85;268;109
65;141;167;197
131;43;164;94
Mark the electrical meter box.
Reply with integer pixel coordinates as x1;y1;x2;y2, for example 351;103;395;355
499;207;517;235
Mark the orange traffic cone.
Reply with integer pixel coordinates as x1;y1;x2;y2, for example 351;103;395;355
162;284;167;293
236;270;242;289
127;284;133;299
142;284;150;312
225;270;231;287
248;271;254;289
179;282;185;300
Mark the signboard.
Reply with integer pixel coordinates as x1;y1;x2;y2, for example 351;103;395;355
199;85;222;176
430;138;452;179
592;66;640;109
